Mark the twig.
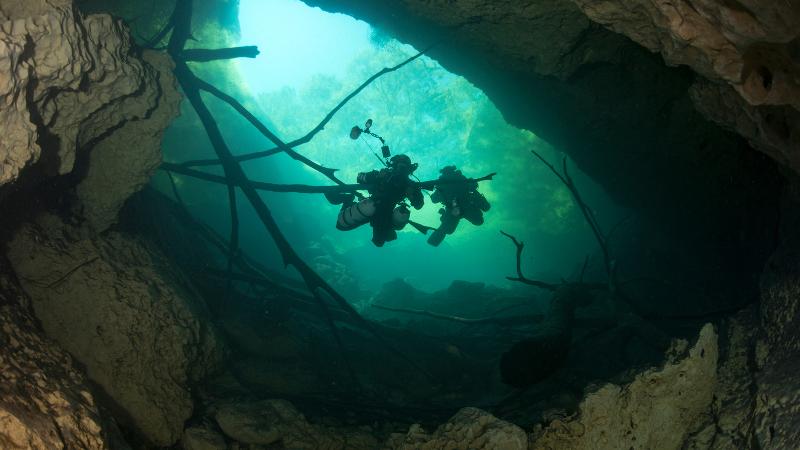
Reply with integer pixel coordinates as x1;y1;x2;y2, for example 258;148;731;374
165;171;186;208
531;150;613;286
372;303;544;325
46;257;100;288
499;231;558;291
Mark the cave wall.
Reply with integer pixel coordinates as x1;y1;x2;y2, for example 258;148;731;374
570;0;800;171
0;1;224;447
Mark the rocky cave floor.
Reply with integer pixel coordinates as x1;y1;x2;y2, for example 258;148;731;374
2;0;800;449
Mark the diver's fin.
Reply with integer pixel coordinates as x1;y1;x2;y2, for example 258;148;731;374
427;228;446;246
408;220;436;235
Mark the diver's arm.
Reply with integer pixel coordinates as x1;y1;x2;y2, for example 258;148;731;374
356;170;381;184
408;186;424;210
475;192;491;211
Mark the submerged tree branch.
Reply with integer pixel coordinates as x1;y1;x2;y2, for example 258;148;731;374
499;231;558;291
177;46;434;168
181;46;260;62
530;150;614;288
160;161;494;195
192;75;344;183
372;303;544;325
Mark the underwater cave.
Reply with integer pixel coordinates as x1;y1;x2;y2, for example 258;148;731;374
1;0;800;449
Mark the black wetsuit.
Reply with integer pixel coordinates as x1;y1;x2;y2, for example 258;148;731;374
358;168;423;246
428;169;490;246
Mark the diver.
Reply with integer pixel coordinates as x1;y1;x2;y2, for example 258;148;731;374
336;154;424;247
427;165;491;246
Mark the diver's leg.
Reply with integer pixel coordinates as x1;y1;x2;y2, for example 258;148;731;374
463;209;484;226
370;209;393;246
427;214;459;246
427;227;447;246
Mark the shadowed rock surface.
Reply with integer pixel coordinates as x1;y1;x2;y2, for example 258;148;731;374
0;260;107;450
6;213;223;446
0;1;162;186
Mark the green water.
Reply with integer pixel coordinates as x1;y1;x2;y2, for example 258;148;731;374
154;0;625;300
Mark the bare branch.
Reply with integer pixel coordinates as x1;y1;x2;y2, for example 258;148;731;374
192;75;343;183
160;161;494;195
372;303;544;325
531;150;613;287
181;46;260;62
177;46;434;168
166;0;192;55
500;231;558;291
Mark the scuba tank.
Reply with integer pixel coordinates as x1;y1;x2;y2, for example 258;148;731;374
392;205;411;230
337;198;377;231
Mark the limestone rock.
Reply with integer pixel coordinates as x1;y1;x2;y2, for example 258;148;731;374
753;357;800;449
306;0;627;80
570;0;800;108
387;407;527;450
569;0;800;171
0;262;106;450
6;214;223;446
75;50;182;232
531;324;718;450
216;399;304;445
182;426;228;450
753;229;800;449
690;79;800;173
707;310;759;448
0;0;159;186
215;399;378;449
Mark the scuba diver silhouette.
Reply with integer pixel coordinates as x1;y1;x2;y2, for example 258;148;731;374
336;154;424;246
427;165;491;246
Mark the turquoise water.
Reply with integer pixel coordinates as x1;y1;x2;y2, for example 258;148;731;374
156;0;625;299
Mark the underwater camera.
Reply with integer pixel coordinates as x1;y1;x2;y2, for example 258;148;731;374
349;118;373;140
349;119;391;158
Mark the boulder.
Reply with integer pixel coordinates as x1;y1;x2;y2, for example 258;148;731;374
6;214;223;446
387;407;527;450
0;0;162;186
74;49;182;232
531;324;718;450
215;399;378;449
182;426;228;450
0;261;106;450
